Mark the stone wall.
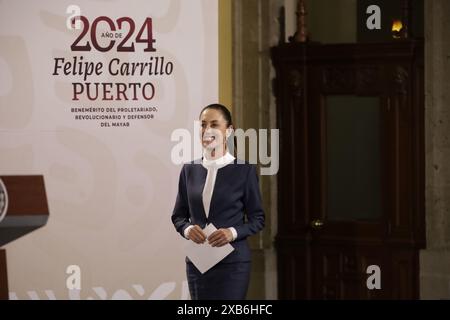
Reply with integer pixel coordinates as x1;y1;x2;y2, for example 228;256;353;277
420;0;450;300
232;0;282;299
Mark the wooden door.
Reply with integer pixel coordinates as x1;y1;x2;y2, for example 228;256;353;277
272;41;425;299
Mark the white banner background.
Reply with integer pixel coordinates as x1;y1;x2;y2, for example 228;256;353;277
0;0;218;299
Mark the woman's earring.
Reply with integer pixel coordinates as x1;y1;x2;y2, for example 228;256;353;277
226;129;234;151
226;128;233;139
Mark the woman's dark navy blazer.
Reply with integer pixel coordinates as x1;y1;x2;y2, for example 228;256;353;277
171;159;265;263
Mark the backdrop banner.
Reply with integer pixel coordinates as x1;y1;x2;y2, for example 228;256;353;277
0;0;218;299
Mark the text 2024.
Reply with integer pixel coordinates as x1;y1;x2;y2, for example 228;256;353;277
70;16;156;53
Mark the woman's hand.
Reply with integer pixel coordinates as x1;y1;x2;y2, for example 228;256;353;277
187;225;207;244
208;228;233;247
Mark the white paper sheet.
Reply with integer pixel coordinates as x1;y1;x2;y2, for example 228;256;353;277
183;223;235;274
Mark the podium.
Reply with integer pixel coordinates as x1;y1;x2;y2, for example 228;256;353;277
0;175;49;300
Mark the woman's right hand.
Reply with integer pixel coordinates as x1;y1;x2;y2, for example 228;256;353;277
188;225;207;244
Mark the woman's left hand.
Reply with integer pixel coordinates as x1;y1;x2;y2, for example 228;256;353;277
208;228;233;247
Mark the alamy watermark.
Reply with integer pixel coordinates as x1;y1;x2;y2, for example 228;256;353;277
171;121;279;176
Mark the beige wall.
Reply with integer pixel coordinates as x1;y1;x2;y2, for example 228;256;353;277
305;0;356;43
219;0;233;110
284;0;356;43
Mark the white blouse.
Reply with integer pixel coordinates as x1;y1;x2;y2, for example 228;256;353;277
184;152;237;241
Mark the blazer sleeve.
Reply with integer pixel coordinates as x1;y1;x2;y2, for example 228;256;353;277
171;165;192;238
234;164;265;241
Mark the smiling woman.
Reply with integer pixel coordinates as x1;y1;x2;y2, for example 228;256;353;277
171;103;265;300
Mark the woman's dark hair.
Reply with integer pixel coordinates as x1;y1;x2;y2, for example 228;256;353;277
199;103;233;127
199;103;236;155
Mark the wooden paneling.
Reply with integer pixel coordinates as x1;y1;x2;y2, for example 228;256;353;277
0;249;8;300
0;175;49;217
0;175;50;300
272;40;424;299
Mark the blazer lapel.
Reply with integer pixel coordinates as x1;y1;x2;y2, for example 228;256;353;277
207;169;222;221
197;166;208;223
